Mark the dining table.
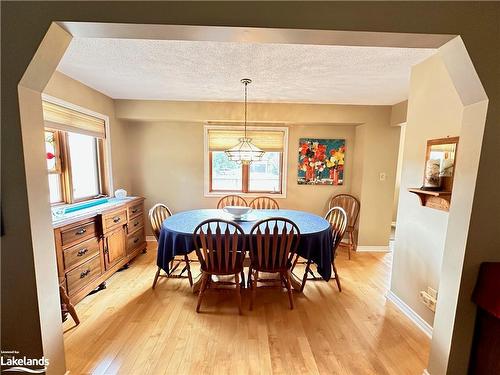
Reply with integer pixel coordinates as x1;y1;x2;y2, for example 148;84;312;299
156;208;333;292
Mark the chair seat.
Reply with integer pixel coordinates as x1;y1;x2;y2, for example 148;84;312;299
250;260;292;273
200;253;245;275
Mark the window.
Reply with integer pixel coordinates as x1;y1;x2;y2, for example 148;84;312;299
45;130;63;203
211;151;243;191
43;100;108;204
249;152;281;192
67;132;101;200
206;126;287;195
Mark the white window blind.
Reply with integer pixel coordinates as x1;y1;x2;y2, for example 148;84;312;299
207;128;285;152
42;101;106;139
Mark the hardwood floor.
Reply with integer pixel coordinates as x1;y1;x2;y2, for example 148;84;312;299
63;243;430;374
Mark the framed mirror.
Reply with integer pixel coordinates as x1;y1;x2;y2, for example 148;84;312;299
423;136;459;192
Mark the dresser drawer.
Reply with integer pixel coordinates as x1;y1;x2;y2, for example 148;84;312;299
128;214;144;233
128;202;144;220
61;220;98;247
66;255;102;295
102;209;127;232
63;237;100;271
127;228;145;254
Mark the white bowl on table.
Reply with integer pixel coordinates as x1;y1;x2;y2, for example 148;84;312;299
222;206;252;219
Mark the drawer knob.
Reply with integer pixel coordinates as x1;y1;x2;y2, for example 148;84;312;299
134;221;139;226
113;216;121;223
77;248;88;256
134;237;139;244
76;228;87;235
80;269;91;278
131;208;138;213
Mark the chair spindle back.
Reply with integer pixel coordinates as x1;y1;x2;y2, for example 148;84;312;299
328;194;360;229
193;219;245;274
217;195;248;209
249;196;280;210
249;218;300;271
325;207;348;252
149;203;173;241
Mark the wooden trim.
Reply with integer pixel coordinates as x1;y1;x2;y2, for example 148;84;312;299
97;138;109;196
386;290;433;338
45;128;63;173
208;151;213;192
242;164;249;193
356;245;390;252
426;136;460;148
59;131;73;203
408;188;452;211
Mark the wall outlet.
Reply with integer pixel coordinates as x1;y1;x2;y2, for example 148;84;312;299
427;287;438;300
420;290;437;312
379;172;386;181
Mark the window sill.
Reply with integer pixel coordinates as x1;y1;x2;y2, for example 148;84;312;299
204;191;286;199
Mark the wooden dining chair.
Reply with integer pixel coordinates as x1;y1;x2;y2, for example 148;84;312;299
249;196;280;209
291;207;347;292
217;195;248;208
248;218;300;310
193;219;246;314
329;194;360;259
324;206;348;291
150;203;193;289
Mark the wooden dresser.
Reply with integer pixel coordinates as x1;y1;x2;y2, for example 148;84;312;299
53;197;147;309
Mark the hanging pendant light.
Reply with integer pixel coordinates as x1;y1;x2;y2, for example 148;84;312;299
225;78;265;165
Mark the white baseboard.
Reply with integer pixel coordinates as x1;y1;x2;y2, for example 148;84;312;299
423;369;430;375
356;245;390;252
146;236;157;242
386;290;433;338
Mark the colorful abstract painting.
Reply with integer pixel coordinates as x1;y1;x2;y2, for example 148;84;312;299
298;138;345;185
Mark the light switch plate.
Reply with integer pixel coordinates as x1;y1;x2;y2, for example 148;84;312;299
379;172;386;181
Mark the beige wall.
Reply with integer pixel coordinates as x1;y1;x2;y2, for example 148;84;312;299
390;100;408;127
116;100;398;246
125;121;355;231
391;100;408;221
391;54;463;325
354;116;400;247
43;72;131;192
392;124;406;222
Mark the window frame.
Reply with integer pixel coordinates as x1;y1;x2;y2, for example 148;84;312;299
42;94;113;206
46;129;107;205
45;128;65;204
204;124;288;198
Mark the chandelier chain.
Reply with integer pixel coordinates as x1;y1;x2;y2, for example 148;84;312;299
244;80;248;138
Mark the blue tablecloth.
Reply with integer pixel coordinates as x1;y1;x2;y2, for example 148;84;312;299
156;209;333;280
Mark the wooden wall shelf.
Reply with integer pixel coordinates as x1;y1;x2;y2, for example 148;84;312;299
408;188;451;212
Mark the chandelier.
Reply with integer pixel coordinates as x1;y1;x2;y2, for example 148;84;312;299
224;78;265;165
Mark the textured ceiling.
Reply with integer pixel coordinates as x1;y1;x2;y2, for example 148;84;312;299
57;38;436;105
